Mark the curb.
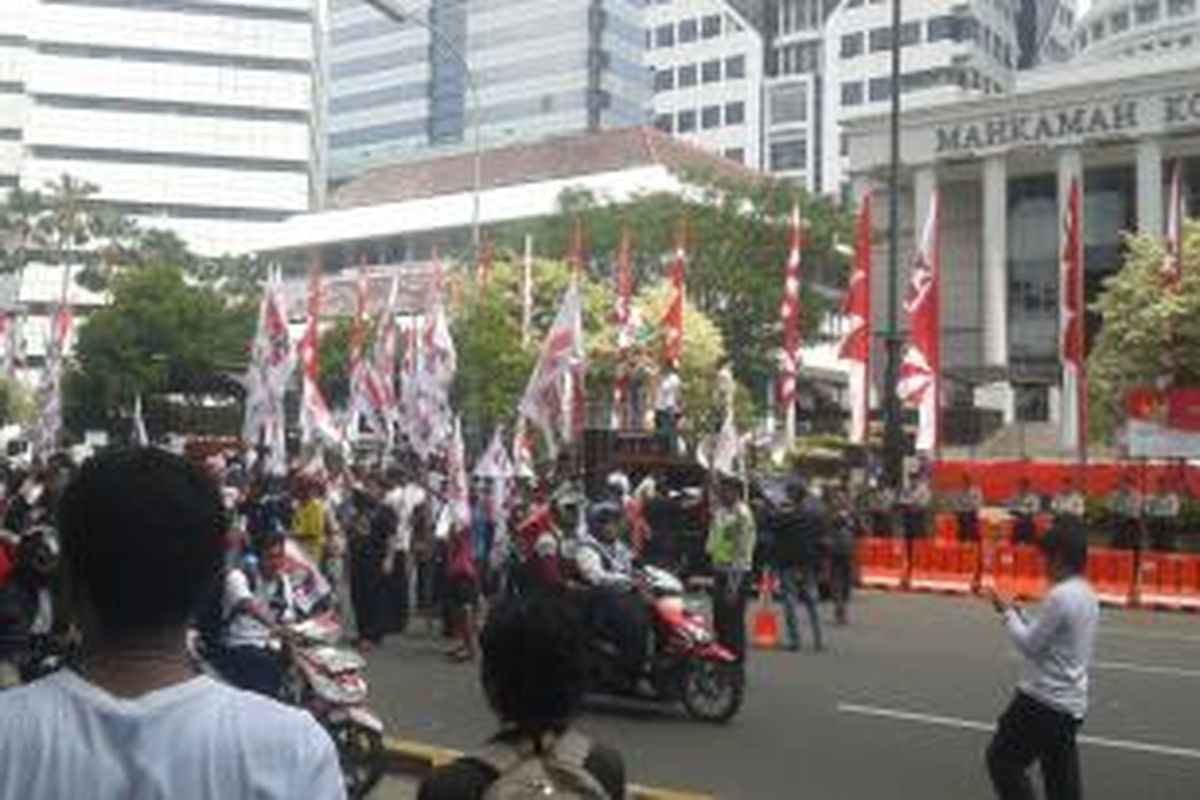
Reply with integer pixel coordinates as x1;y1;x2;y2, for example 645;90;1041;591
383;737;715;800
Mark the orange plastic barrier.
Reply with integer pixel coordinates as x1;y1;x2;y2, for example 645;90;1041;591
1137;553;1200;612
990;545;1047;600
934;514;958;543
1086;548;1136;607
856;537;908;590
908;540;981;595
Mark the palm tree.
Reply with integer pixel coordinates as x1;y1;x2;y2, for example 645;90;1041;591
0;186;47;274
38;174;101;301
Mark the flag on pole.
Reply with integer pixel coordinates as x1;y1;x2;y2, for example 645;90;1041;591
132;393;149;446
839;192;873;445
474;426;514;480
898;189;940;454
513;417;535;478
1060;179;1087;459
662;231;685;367
242;266;294;475
520;280;584;455
778;201;803;442
408;256;456;459
611;226;633;430
446;417;472;533
1163;160;1184;286
372;274;401;436
30;306;71;462
347;263;376;438
521;234;534;347
298;260;339;448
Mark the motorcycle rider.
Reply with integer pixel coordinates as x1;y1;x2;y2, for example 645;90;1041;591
210;530;300;699
573;502;649;686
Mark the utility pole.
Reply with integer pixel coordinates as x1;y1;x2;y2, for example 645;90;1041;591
882;0;906;489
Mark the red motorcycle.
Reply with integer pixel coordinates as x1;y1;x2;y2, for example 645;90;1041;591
583;565;744;723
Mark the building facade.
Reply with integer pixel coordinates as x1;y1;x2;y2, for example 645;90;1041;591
0;0;315;256
763;0;826;185
1073;0;1200;62
647;0;765;169
843;49;1200;443
325;0;652;187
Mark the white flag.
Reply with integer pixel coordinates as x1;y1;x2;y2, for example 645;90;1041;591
519;281;583;455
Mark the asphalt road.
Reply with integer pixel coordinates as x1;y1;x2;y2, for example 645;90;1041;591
364;592;1200;799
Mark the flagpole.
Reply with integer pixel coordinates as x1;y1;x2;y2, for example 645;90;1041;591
522;234;533;347
882;0;906;490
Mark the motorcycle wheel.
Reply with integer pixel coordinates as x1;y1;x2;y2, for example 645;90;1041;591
680;658;744;723
326;719;384;800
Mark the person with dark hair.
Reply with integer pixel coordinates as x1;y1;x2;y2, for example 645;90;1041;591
984;523;1099;800
418;594;625;800
0;448;344;800
1009;477;1041;545
706;474;756;662
773;481;825;652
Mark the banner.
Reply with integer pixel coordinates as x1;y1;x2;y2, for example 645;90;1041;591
898;188;940;453
1127;387;1200;458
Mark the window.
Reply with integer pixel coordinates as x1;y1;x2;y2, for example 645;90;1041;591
655;24;674;48
654;113;673;132
725;101;745;125
927;15;959;41
701;105;721;129
679;64;697;87
1112;9;1130;31
868;76;893;102
1091;21;1105;41
770;138;807;171
960;16;980;42
841;32;864;58
900;21;921;46
1169;0;1195;15
770;83;808;124
677;109;696;132
1136;1;1160;23
679;19;699;43
725;54;746;79
841;81;863;106
701;14;722;38
840;133;850;157
653;68;674;92
869;27;893;52
847;0;864;7
724;147;745;164
701;59;721;83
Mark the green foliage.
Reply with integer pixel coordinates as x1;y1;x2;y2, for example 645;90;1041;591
488;170;853;409
317;318;358;410
1087;221;1200;441
0;375;32;427
64;264;255;434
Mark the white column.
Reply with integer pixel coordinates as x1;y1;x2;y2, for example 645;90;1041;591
913;166;936;239
982;154;1008;368
1136;138;1164;236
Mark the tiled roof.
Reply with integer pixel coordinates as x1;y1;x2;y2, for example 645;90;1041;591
328;126;762;210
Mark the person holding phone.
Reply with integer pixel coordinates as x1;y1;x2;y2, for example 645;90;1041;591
984;523;1098;800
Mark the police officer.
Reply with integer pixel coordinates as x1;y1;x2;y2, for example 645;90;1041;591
1108;474;1144;551
1009;478;1041;546
1145;476;1182;552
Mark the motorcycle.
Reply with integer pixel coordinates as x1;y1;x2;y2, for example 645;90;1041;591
583;565;744;723
188;612;385;800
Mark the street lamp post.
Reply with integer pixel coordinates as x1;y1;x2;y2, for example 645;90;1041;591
881;0;906;489
361;0;483;267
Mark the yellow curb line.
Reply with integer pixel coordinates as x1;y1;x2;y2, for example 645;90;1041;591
383;736;715;799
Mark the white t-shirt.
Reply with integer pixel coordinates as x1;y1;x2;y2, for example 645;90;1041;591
384;483;427;554
1004;576;1100;719
222;569;295;649
0;670;345;800
656;372;681;412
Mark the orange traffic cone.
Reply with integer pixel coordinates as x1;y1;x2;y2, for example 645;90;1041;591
752;571;780;649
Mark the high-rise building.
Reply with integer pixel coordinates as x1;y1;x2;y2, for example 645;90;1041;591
763;0;827;186
646;0;765;170
1073;0;1199;62
325;0;652;188
0;0;315;256
819;0;1030;199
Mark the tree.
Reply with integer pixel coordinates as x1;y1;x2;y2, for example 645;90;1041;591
64;264;255;434
1087;221;1200;441
0;187;46;274
0;375;32;428
489;169;852;410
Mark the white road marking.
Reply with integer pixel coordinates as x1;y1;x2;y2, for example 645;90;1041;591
1093;660;1200;679
837;702;1200;760
1103;627;1200;645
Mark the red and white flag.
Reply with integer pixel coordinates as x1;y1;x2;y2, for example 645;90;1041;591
242;266;294;475
407;257;456;459
31;305;73;461
372;274;401;435
520;280;584;455
446;418;472;533
898;189;940;453
839;192;872;445
778;202;803;440
1163;160;1184;286
611;226;633;429
347;263;375;437
662;231;685;367
474;426;515;480
1060;179;1087;458
298;261;339;448
512;417;535;478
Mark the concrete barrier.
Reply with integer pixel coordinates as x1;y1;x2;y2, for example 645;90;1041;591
383;736;715;800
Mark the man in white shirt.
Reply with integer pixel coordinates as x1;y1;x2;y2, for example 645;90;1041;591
985;523;1099;800
0;448;345;800
654;365;682;446
383;470;428;630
